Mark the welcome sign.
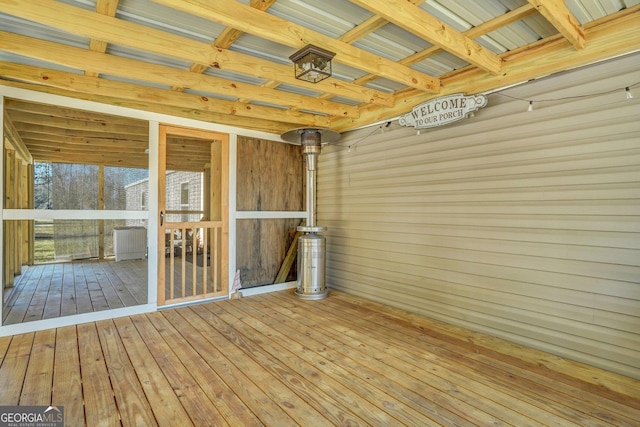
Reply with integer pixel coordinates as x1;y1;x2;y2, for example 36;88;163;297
399;93;488;130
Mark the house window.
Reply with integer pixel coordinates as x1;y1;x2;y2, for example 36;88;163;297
141;191;147;210
180;182;189;221
180;182;189;206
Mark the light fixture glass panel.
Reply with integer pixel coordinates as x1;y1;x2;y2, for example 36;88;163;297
290;44;335;83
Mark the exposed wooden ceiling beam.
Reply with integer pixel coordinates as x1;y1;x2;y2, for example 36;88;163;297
4;99;146;126
3;111;33;164
188;0;277;104
184;0;276;86
0;0;393;107
23;139;143;155
8;111;148;136
337;1;425;44
0;62;331;128
0;0;634;138
150;0;440;93
338;15;388;45
18;132;147;149
212;0;278;50
0;79;295;135
305;0;425;102
27;149;149;168
12;124;147;142
527;0;585;49
27;140;209;167
20;133;144;150
349;0;502;75
86;0;120;77
0;32;359;119
350;4;538;87
332;6;640;131
400;5;537;66
21;132;209;171
464;5;539;39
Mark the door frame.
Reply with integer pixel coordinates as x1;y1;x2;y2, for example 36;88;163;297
157;125;229;306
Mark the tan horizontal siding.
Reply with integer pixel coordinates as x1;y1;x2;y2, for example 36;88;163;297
326;228;638;268
318;54;640;379
325;214;639;232
323;221;640;249
326;235;637;299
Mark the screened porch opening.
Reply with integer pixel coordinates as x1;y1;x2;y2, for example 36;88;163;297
2;99;150;325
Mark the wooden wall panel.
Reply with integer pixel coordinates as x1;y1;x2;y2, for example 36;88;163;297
21;163;33;265
236;137;303;211
236;137;303;287
318;53;640;379
3;149;15;286
236;218;301;287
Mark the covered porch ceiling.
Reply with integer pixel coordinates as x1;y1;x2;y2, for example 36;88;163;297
0;0;639;168
3;98;214;170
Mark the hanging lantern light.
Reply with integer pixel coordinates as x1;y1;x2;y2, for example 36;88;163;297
289;44;335;84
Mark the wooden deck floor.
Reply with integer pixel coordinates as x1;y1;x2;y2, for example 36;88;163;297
2;256;211;325
3;260;148;325
0;290;638;426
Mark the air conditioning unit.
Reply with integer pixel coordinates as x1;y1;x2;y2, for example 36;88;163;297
113;226;147;261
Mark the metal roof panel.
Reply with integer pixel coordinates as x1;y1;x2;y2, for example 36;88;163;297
435;0;510;25
106;44;193;70
267;0;362;38
0;51;83;74
116;0;224;43
230;33;292;65
567;0;627;22
202;66;269;86
0;12;90;48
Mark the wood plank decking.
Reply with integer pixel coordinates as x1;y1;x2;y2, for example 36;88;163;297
2;260;148;325
3;257;217;325
0;290;638;426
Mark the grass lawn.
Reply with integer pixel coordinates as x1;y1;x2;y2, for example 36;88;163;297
32;219;122;263
34;220;54;263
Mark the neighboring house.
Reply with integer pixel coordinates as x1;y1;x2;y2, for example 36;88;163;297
126;171;204;225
